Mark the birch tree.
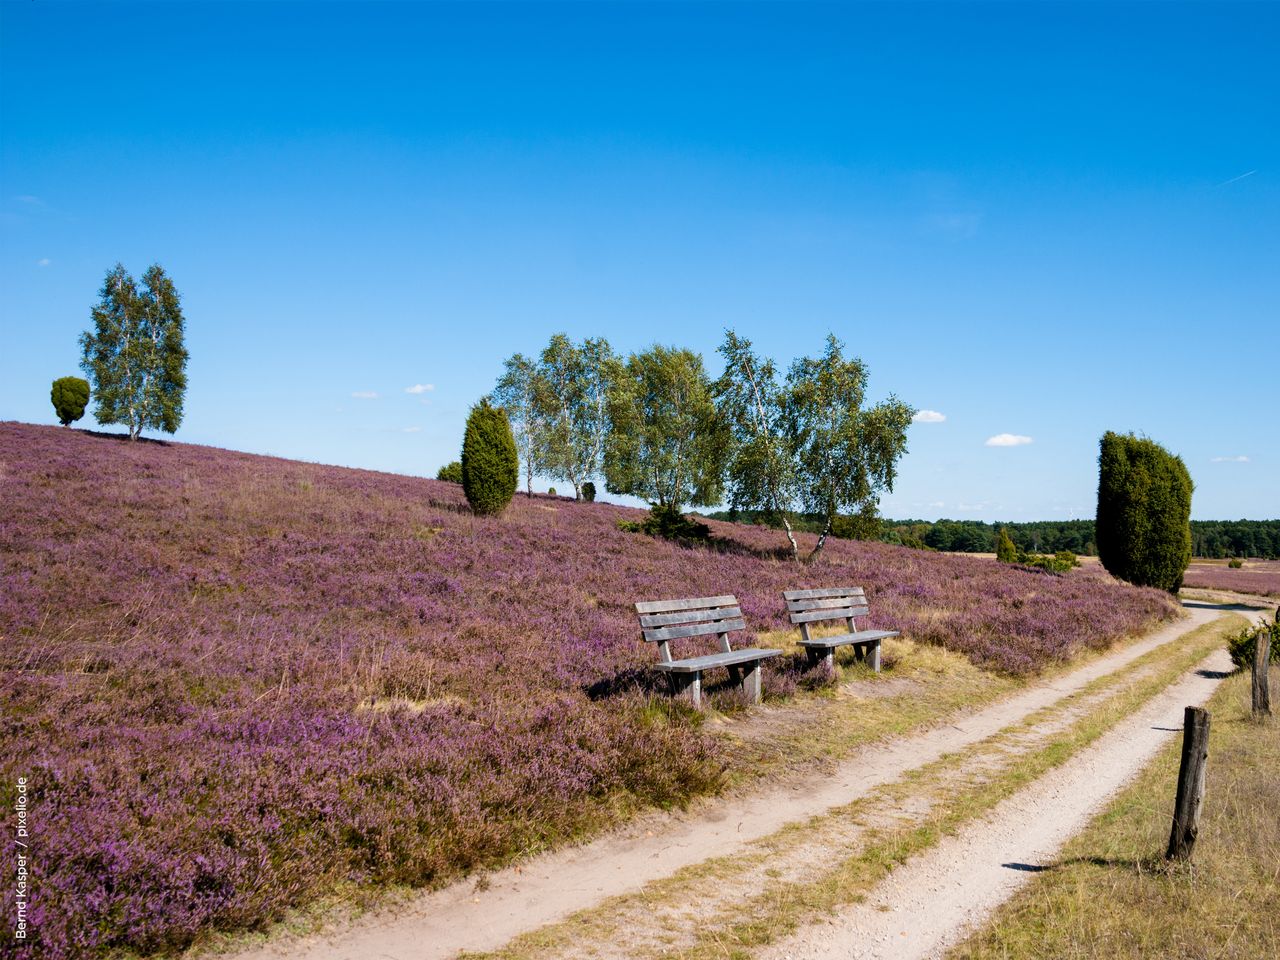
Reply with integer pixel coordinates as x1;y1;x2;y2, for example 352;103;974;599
715;330;801;560
535;334;616;500
79;263;189;439
490;353;543;497
783;334;913;562
604;345;728;513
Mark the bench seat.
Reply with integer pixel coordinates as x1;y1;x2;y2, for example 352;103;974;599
797;628;898;652
655;647;783;674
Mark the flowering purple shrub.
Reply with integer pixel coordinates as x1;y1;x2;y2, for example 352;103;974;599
0;423;1176;957
1181;560;1280;597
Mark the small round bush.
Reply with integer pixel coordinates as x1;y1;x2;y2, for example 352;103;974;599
547;487;557;497
461;400;517;516
1228;557;1244;569
436;461;463;484
581;481;596;502
1227;620;1280;670
51;376;90;426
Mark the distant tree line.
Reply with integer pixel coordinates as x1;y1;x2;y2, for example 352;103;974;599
1189;520;1280;560
708;511;1280;560
884;519;1100;555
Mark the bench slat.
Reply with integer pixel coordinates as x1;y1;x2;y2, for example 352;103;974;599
654;647;783;673
789;605;869;625
797;629;899;650
635;595;738;615
786;596;868;612
643;617;747;643
638;606;743;629
783;587;866;601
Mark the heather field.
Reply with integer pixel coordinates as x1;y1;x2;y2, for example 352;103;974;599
0;422;1178;958
1182;559;1280;597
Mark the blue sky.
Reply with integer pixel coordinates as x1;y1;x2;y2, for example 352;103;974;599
2;1;1276;521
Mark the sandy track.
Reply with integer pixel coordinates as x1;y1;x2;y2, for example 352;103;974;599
762;609;1272;960
227;607;1228;960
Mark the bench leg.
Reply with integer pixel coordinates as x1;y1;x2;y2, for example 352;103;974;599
668;672;702;710
742;661;762;703
724;664;763;704
869;640;881;673
807;647;835;673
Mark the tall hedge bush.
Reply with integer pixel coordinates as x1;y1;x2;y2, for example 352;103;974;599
461;400;518;516
1096;432;1193;593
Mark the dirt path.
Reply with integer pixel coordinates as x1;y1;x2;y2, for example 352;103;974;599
227;606;1232;960
761;605;1274;960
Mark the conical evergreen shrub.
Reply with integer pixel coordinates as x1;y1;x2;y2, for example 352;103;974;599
435;461;463;484
1096;432;1193;593
996;527;1018;563
461;400;518;516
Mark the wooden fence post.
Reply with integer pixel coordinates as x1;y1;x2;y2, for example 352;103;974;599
1254;619;1273;718
1166;706;1211;861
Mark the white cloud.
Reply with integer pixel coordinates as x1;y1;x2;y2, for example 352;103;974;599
402;426;422;433
913;409;946;423
928;500;946;509
351;391;378;400
1211;455;1249;463
405;384;435;394
36;258;50;267
985;433;1033;447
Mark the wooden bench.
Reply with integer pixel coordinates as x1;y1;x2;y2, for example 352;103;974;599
635;595;783;709
782;586;899;673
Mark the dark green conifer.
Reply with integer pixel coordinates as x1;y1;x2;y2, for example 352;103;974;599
996;527;1018;563
51;376;90;426
1096;432;1193;592
461;400;518;516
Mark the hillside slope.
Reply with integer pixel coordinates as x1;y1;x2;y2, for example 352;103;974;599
0;422;1176;958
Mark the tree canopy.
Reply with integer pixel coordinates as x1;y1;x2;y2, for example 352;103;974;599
604;345;728;512
782;335;914;561
79;263;189;440
715;330;801;559
490;352;544;497
535;334;617;501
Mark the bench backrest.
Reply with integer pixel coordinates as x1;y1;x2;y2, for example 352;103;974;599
635;595;744;663
782;586;870;640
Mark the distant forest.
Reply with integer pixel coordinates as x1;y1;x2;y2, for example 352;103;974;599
706;510;1280;559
